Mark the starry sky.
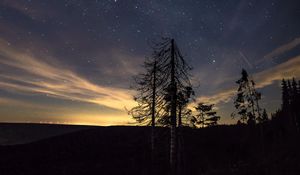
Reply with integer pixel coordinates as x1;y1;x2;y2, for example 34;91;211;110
0;0;300;126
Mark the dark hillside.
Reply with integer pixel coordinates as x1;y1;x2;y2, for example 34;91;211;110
0;125;299;175
0;123;93;145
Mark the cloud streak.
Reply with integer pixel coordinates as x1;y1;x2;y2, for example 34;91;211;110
195;36;300;106
196;54;300;105
0;39;136;111
258;37;300;63
0;97;46;109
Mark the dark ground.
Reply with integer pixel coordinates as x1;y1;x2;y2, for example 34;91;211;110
0;123;299;175
0;123;93;145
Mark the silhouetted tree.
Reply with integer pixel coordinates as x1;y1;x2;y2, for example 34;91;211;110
281;79;289;111
177;86;194;127
258;109;268;123
291;78;298;105
156;85;194;127
128;41;167;174
130;38;194;174
280;78;299;133
270;109;285;137
291;78;299;131
129;57;160;125
297;80;300;127
232;69;262;125
156;38;193;175
194;103;220;127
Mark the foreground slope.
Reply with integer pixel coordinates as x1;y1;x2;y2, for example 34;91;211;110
0;125;299;175
0;123;93;145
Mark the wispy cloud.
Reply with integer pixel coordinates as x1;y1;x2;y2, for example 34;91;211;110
0;39;137;111
195;37;300;106
0;97;45;109
195;89;235;105
258;37;300;63
196;54;300;105
254;55;300;88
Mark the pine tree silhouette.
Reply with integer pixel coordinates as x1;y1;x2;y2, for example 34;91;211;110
281;79;289;111
291;78;299;131
258;109;269;123
194;103;220;127
297;80;300;127
279;78;299;135
232;69;262;125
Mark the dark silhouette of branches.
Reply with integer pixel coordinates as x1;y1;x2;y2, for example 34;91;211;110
193;103;220;128
232;69;262;125
128;38;194;175
272;78;300;134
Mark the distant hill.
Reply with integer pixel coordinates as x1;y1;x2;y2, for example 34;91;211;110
0;123;94;145
0;124;299;175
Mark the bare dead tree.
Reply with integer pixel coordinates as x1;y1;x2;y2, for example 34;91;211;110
129;38;193;175
151;38;193;175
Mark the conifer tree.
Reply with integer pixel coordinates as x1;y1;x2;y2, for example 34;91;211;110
258;109;269;123
281;79;289;111
177;86;194;127
232;69;262;125
297;80;300;126
280;78;299;134
291;78;299;131
287;80;292;105
194;103;220;127
291;78;298;110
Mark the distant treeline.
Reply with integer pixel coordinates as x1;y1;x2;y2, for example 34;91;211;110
271;78;300;136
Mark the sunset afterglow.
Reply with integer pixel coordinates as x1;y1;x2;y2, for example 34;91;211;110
0;0;299;125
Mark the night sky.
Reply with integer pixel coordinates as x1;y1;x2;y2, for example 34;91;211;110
0;0;300;125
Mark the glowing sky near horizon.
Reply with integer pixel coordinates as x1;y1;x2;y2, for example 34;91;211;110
0;0;300;125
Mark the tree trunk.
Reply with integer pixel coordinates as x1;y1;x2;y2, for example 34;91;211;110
170;39;177;175
178;106;182;127
151;60;156;151
151;59;156;175
255;96;265;157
